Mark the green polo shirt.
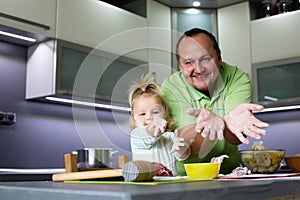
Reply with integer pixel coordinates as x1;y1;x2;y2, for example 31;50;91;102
161;62;252;175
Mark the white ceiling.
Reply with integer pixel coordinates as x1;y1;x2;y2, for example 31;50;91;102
154;0;248;8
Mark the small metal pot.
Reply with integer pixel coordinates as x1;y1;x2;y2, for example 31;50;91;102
74;148;118;169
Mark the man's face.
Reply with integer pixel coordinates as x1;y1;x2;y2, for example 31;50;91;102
178;34;222;94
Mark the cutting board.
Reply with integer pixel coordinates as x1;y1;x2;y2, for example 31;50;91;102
53;153;129;182
64;177;212;185
52;169;123;182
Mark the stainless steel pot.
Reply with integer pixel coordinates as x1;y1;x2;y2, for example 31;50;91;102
74;148;118;169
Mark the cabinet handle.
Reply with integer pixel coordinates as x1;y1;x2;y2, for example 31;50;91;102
0;12;50;30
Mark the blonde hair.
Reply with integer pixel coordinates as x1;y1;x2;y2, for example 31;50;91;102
128;74;173;130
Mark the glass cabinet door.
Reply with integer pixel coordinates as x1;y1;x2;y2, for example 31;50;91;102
252;57;300;107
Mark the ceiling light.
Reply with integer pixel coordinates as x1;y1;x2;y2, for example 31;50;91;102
0;30;36;42
193;1;201;7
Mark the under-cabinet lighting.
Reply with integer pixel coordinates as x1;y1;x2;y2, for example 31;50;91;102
45;97;131;112
255;104;300;113
0;30;36;42
46;97;299;113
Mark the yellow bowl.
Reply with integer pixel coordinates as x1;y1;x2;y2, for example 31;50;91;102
184;163;221;179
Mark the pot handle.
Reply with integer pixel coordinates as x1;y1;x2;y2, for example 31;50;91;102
109;150;118;158
109;150;118;167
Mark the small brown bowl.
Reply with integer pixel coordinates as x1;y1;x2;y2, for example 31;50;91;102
284;156;300;173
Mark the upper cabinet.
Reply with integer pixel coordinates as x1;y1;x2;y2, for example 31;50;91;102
218;2;252;77
251;10;300;63
27;1;174;108
26;39;148;109
56;0;148;61
249;0;299;20
0;0;56;37
250;10;300;107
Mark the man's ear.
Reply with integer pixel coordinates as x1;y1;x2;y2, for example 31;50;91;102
178;62;184;71
218;55;222;66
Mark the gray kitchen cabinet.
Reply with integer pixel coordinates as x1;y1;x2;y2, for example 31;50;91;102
0;0;56;37
56;0;148;61
218;2;252;77
25;0;175;108
250;10;300;64
26;39;148;109
252;55;300;107
250;10;300;107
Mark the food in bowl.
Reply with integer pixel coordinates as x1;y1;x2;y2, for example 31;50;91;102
240;141;285;174
240;149;285;173
184;163;221;179
251;141;267;151
284;154;300;173
240;142;285;174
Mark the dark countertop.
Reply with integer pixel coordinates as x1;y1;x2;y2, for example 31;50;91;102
0;176;300;200
0;168;65;181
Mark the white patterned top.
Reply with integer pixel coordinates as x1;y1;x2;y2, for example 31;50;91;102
130;126;177;176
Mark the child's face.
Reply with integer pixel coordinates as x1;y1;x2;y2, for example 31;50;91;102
133;94;165;127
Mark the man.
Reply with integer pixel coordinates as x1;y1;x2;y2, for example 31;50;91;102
161;28;269;175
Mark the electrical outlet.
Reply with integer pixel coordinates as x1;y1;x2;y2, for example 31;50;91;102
0;111;16;125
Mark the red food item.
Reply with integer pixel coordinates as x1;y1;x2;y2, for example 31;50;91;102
151;162;173;176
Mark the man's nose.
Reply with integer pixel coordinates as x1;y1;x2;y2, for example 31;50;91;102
191;60;202;71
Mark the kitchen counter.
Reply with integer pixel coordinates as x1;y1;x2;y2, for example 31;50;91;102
0;168;65;181
0;176;300;200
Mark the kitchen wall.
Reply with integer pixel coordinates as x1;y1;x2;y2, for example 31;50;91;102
0;40;299;170
0;41;132;168
241;110;300;156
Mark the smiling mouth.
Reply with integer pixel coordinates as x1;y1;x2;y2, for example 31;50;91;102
192;73;208;79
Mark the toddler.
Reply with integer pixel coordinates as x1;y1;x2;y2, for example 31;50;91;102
128;74;190;175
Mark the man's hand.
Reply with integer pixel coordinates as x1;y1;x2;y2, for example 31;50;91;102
224;103;269;144
186;108;225;141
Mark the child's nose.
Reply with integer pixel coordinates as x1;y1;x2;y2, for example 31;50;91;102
146;114;153;121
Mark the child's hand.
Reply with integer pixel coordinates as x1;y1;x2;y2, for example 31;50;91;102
148;116;167;137
171;129;191;160
171;129;185;152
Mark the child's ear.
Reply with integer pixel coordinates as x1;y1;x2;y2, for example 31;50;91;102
130;114;137;129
